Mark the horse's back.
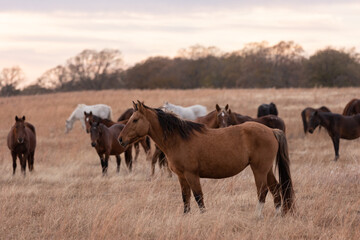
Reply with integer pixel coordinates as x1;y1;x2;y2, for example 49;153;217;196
108;123;125;136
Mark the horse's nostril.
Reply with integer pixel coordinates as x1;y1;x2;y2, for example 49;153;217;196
91;142;96;147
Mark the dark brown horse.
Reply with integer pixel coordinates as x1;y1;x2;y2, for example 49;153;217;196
257;102;278;117
89;121;133;175
342;99;360;116
308;111;360;161
301;106;331;133
216;104;286;132
117;108;134;122
119;101;294;217
84;111;151;162
7;116;36;175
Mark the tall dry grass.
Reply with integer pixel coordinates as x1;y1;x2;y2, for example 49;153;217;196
0;88;359;240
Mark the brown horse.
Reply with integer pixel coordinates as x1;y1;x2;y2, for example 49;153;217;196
117;108;134;121
89;121;133;175
308;111;360;161
7;116;36;175
84;111;151;162
342;99;360;116
216;104;286;132
119;101;294;217
301;106;331;134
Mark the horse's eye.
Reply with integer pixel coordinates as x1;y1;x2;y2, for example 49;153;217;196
133;119;138;123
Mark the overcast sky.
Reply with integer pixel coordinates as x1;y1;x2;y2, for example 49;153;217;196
1;0;359;85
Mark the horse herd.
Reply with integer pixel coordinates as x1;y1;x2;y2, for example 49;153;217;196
6;98;360;217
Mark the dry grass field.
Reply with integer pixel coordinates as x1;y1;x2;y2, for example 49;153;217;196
0;88;359;240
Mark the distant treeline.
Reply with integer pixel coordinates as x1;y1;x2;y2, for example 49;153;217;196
1;41;360;96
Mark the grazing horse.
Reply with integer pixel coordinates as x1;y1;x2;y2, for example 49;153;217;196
301;106;331;134
308;111;360;161
257;102;278;117
162;102;207;120
84;111;151;162
119;101;294;217
216;104;286;132
7;116;36;175
342;99;360;116
65;104;112;133
89;121;133;175
117;108;134;122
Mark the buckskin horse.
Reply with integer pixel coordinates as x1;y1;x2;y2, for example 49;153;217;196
7;116;36;175
119;101;294;217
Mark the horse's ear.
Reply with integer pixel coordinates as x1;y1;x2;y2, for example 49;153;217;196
216;104;221;112
314;110;318;116
228;109;232;114
137;100;145;113
132;101;138;111
22;116;25;121
89;111;93;116
15;116;19;121
225;104;229;111
84;111;87;116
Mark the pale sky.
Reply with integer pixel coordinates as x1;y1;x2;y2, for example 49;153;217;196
0;0;359;86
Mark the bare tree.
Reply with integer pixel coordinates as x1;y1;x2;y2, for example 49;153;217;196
0;66;25;96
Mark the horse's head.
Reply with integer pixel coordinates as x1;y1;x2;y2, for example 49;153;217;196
90;121;102;147
308;110;321;134
119;101;151;147
84;111;94;133
14;116;26;143
65;119;73;133
216;104;231;128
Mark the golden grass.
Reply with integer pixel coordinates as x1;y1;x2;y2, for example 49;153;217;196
0;88;359;240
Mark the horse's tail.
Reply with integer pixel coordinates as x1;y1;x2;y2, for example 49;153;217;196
301;109;308;134
273;129;295;214
342;99;356;116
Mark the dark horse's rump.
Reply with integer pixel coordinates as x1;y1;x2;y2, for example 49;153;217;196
7;116;36;175
257;102;278;118
342;98;360;116
117;108;134;122
308;111;360;161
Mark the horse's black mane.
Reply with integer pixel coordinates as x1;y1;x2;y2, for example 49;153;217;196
143;104;205;140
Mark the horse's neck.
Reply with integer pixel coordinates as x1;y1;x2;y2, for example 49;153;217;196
68;106;82;122
101;118;115;127
318;113;332;129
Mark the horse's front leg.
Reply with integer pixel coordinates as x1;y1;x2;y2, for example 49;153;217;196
11;151;17;175
331;136;340;161
178;174;191;213
19;153;27;176
115;155;121;173
184;172;205;213
97;153;106;176
151;147;161;176
103;154;109;176
124;146;133;172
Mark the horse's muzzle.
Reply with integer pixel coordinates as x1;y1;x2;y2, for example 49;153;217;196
308;128;314;134
17;138;24;144
91;142;97;147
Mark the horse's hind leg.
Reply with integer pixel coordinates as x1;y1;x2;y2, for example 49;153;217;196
251;166;269;218
116;155;121;173
125;147;133;172
184;172;205;212
267;170;281;215
11;151;17;175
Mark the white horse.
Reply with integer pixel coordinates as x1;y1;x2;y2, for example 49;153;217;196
65;104;112;133
162;102;207;120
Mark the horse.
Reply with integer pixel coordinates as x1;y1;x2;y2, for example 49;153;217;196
162;102;207;120
216;104;286;132
84;111;151;162
342;99;360;116
7;116;36;175
301;106;331;134
117;108;134;122
65;104;112;133
119;101;295;217
89;121;133;175
308;111;360;161
257;102;278;117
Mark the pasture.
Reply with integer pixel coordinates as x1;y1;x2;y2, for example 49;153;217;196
0;88;359;239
